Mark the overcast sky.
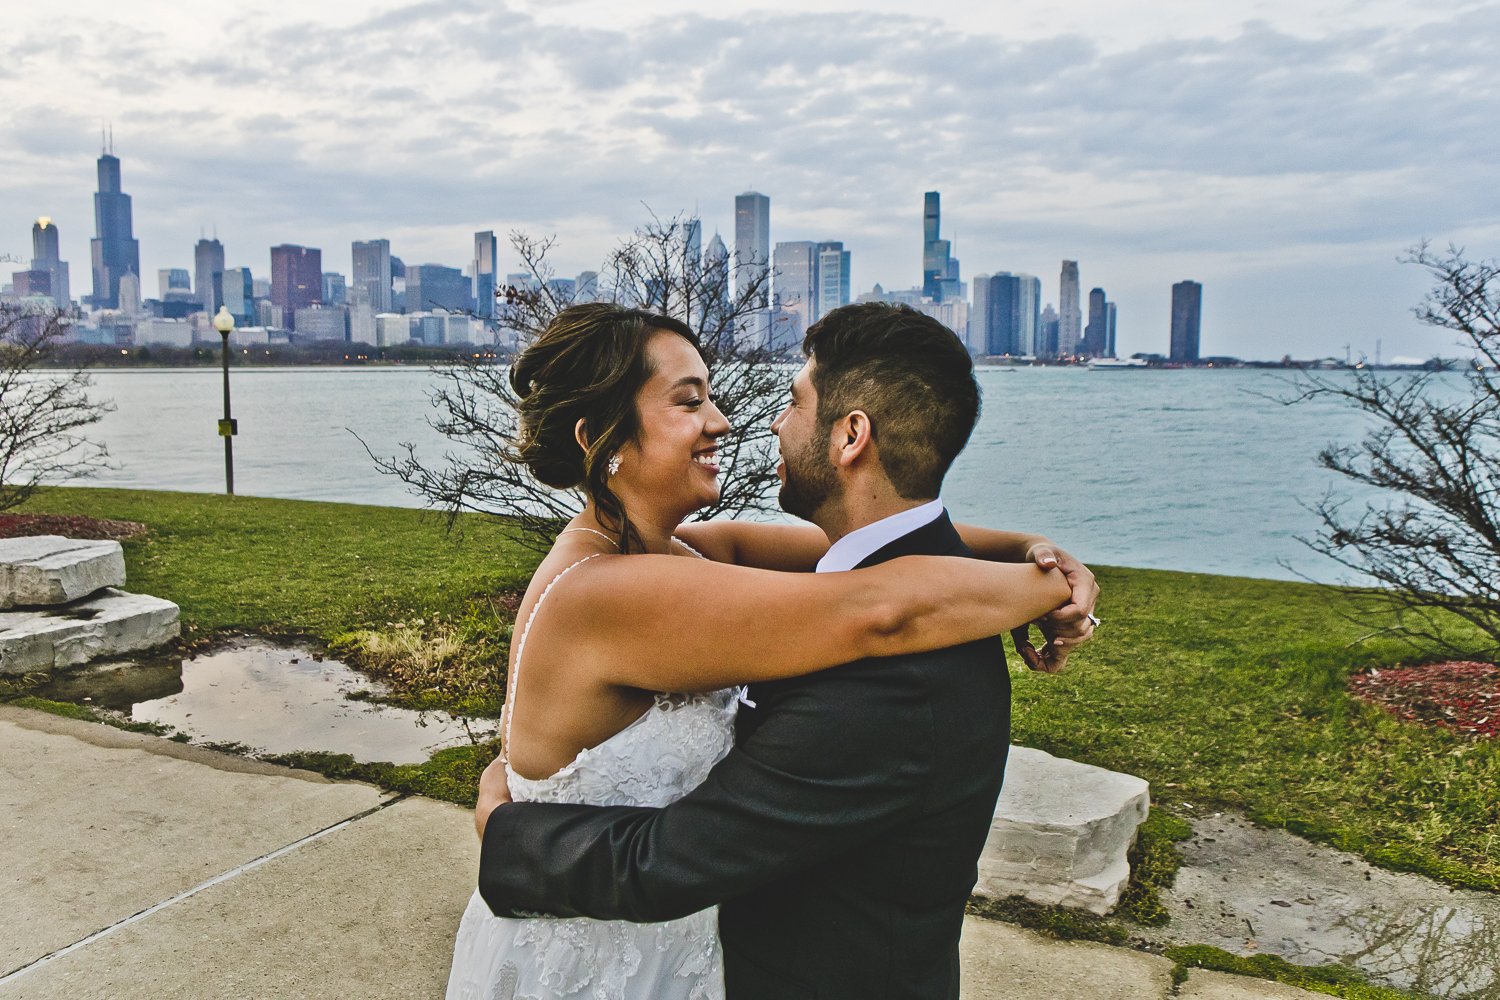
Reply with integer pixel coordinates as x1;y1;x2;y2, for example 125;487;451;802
3;0;1496;360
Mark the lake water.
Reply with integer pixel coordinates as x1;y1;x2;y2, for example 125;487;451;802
69;364;1396;582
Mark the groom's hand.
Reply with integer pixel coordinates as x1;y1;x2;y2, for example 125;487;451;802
475;752;513;841
1015;543;1099;673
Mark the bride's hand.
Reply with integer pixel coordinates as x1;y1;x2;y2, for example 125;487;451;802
475;753;513;840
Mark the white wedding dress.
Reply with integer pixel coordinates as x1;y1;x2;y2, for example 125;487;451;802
446;550;738;1000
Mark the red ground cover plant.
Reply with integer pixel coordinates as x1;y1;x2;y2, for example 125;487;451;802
0;513;147;542
1348;661;1500;739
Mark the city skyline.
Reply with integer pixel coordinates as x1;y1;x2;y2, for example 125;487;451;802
4;1;1497;360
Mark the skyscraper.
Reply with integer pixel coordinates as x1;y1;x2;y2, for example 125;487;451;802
773;241;818;337
221;267;254;325
1039;304;1060;359
194;238;225;314
158;268;192;300
1083;287;1107;356
982;273;1040;356
117;272;141;316
407;263;471;313
30;217;70;311
1170;280;1202;362
1106;302;1118;357
734;192;770;308
1058;261;1081;356
270;245;323;329
321;272;347;307
472;231;497;319
922;193;941;298
703;233;730;328
352;239;393;314
684;218;702;280
576;270;600;303
89;147;140;310
970;274;990;354
984;273;1018;355
1016;274;1040;356
32;217;60;262
816;241;851;320
922;192;961;302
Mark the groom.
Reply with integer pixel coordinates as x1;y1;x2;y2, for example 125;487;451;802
476;302;1098;999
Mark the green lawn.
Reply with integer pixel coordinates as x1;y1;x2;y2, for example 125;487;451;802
11;486;1500;894
18;487;536;636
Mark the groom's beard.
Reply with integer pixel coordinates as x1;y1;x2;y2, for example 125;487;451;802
778;436;838;524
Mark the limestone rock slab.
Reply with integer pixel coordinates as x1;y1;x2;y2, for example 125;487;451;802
977;745;1150;914
0;589;179;675
0;536;126;609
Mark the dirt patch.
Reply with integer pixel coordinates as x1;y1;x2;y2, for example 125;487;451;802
0;512;148;541
1348;660;1500;739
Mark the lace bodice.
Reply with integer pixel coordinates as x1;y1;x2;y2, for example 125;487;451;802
447;538;736;1000
506;687;739;808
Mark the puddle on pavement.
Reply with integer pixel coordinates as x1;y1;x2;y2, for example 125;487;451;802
35;640;496;765
1138;813;1500;998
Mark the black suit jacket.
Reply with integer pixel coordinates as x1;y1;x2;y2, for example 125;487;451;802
479;512;1011;1000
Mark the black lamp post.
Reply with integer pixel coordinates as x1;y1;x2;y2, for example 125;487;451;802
212;306;238;495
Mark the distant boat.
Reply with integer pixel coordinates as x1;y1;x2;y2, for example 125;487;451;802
1088;357;1149;371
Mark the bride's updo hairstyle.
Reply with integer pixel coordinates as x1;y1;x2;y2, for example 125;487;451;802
510;302;699;552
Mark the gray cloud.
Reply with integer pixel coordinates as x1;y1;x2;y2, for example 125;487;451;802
1;2;1496;359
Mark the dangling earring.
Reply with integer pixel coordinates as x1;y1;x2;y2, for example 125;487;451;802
607;453;621;477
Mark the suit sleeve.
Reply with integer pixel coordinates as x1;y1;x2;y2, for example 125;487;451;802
478;666;934;922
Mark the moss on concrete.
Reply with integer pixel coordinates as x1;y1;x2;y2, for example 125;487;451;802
1166;944;1438;1000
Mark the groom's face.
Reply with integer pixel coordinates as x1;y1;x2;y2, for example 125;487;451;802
770;360;839;522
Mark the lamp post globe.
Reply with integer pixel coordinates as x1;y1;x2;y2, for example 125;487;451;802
213;307;237;495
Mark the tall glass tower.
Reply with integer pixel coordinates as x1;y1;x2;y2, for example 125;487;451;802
89;148;140;310
1170;280;1203;361
472;231;497;318
922;191;958;301
734;192;770;308
31;217;70;310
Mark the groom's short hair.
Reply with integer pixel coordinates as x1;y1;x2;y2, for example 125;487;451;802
802;303;980;500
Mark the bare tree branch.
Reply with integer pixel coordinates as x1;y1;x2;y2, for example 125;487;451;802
373;213;784;550
0;303;112;512
1291;244;1500;657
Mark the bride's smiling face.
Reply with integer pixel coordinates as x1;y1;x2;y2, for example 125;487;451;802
612;330;729;516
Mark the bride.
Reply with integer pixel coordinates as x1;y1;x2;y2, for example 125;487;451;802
446;303;1088;999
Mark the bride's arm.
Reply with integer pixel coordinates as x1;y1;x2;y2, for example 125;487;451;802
545;554;1070;693
672;521;1098;652
676;519;1068;570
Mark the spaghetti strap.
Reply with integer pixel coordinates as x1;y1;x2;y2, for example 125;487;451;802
501;553;605;764
558;526;619;549
672;536;710;560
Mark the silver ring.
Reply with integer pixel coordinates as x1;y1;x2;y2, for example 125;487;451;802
1086;614;1101;627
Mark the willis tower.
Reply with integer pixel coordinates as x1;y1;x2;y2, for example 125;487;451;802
90;138;140;310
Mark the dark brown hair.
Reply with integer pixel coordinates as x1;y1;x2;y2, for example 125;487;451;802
510;303;698;551
801;302;980;499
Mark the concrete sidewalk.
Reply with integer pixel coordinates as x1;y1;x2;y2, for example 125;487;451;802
0;704;1322;999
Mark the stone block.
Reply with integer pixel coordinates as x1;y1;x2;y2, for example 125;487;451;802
976;745;1150;914
0;589;179;675
0;535;126;608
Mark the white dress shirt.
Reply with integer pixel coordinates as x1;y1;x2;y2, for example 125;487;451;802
815;498;946;574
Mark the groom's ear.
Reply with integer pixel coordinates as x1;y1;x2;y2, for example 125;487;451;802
832;409;874;468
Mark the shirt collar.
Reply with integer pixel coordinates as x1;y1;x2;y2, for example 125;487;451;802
815;499;946;573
